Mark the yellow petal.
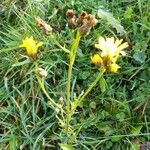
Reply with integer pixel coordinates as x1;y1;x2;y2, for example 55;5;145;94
115;39;123;47
117;42;129;52
36;42;43;48
19;36;43;57
108;63;120;73
120;50;126;56
91;54;103;65
95;44;100;49
19;44;24;48
98;37;107;52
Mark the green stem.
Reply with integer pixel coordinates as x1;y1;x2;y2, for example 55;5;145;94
66;31;81;132
36;75;60;109
70;68;106;115
78;68;105;103
50;35;70;54
34;62;60;110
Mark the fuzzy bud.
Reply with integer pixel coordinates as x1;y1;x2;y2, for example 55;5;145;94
35;68;48;78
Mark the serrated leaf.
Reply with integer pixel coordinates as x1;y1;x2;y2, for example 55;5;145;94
59;144;74;150
106;141;113;149
99;76;106;93
131;126;142;134
116;112;125;121
124;7;133;19
97;9;126;35
133;52;146;63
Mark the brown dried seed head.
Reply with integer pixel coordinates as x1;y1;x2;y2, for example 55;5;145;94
78;24;91;36
35;17;52;35
35;68;48;78
66;9;75;18
84;14;98;27
76;11;87;27
79;11;87;19
67;18;77;29
66;9;77;29
78;14;98;36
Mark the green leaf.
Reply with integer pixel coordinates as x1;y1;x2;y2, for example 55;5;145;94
59;144;74;150
99;77;106;93
106;141;113;149
111;136;121;142
105;130;114;136
12;59;30;67
98;9;127;35
67;133;76;144
131;126;142;134
133;52;147;63
130;144;140;150
124;7;133;19
116;112;125;121
89;101;96;109
96;123;110;132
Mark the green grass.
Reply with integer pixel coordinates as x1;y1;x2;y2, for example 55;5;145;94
0;0;150;149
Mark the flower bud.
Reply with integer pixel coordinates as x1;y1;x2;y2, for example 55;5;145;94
66;9;77;29
78;14;98;36
36;17;52;35
35;68;48;78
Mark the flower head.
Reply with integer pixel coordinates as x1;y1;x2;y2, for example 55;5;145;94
20;36;43;58
95;37;128;63
78;13;98;36
91;37;128;73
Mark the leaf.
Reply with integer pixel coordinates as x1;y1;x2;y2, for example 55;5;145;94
89;101;96;109
130;144;140;150
97;9;127;35
124;7;133;19
133;51;147;63
105;130;114;136
111;136;121;142
12;59;30;67
131;126;142;134
106;141;113;149
116;112;125;121
99;76;106;93
59;144;74;150
96;123;110;132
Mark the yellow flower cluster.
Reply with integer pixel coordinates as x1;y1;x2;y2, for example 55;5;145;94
20;36;43;58
91;37;128;73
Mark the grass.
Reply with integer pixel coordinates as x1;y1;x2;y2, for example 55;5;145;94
0;0;150;149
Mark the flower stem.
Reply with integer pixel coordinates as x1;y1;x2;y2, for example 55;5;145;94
34;62;60;110
50;35;70;53
79;68;105;103
70;68;106;115
66;31;81;132
36;75;60;109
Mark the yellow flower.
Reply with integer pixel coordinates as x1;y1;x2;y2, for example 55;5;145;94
95;37;128;63
20;36;43;58
92;36;128;73
91;54;103;65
